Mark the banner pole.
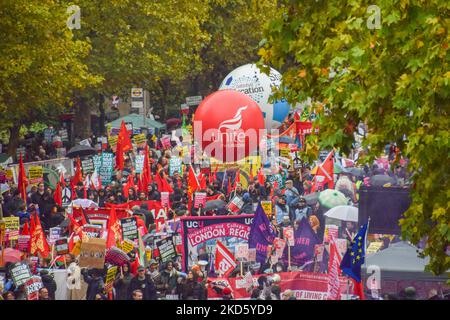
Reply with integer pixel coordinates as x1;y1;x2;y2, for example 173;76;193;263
288;245;291;271
240;261;243;277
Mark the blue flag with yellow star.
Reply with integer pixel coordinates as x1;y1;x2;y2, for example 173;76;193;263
340;223;368;283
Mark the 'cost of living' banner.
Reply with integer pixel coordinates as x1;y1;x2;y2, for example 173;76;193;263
180;215;254;273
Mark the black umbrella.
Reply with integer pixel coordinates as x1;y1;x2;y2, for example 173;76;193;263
370;174;396;187
204;200;227;211
66;144;97;158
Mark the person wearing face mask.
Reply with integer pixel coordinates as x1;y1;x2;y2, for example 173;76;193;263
275;196;290;225
294;197;312;222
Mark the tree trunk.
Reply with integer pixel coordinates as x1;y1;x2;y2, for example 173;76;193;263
7;123;21;159
73;96;91;139
98;94;106;136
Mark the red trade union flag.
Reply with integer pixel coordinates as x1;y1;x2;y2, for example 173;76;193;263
118;120;132;152
312;151;334;192
72;157;83;186
215;240;237;278
18;154;28;204
30;212;50;258
107;207;122;248
327;236;342;300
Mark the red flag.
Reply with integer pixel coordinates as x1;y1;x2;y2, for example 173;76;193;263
106;207;122;248
233;169;240;188
199;173;207;190
352;278;365;300
22;222;30;236
143;144;151;183
30;212;50;258
118;120;132;152
215;240;237;277
187;166;200;213
72;157;83;186
18;154;28;204
53;173;63;206
161;172;174;193
115;135;125;171
249;163;254;182
123;174;135;198
312;151;334;192
327;236;342;300
154;170;164;192
67;212;87;241
213;165;218;182
257;168;265;185
227;178;232;196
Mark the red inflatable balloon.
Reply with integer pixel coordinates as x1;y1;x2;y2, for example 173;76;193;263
193;90;265;162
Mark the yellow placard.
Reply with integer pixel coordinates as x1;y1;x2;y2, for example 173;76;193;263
133;134;147;146
105;266;118;293
261;201;273;218
280;148;290;158
4;217;20;230
121;239;135;254
28;166;43;185
366;242;384;255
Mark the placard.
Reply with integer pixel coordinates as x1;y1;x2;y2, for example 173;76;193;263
82;224;104;239
79;139;91;147
55;238;69;255
18;235;31;252
79;238;106;269
283;227;295;246
16;147;26;160
105;265;118;293
280;148;290;158
81;158;95;174
121;238;135;254
161;136;171;149
44;128;55;142
56;147;67;158
59;129;69;141
186;96;202;106
4;217;20;240
324;225;339;243
273;238;287;258
11;262;32;287
335;238;348;259
235;243;249;261
134;155;145;174
366;241;383;255
120;217;138;241
169;157;182;176
248;248;257;262
156;237;177;263
25;276;43;300
194;192;206;209
49;227;61;244
161;192;170;208
133;134;147;146
28;166;43;185
99;153;114;186
260;201;272;219
314;244;325;262
227;196;244;213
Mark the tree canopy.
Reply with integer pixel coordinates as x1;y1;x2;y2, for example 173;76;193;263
258;0;449;275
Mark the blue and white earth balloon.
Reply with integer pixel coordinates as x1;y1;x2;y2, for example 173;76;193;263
219;64;290;130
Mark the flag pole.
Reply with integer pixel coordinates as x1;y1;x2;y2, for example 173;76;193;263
288;245;291;272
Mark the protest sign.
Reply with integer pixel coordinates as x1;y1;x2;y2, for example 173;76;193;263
18;235;31;252
165;294;179;300
44;127;55;142
283;227;295;246
273;238;287;258
28;166;43;185
227;196;244;213
25;276;43;300
16;147;26;160
59;129;68;141
11;262;32;287
108;135;118;151
266;174;284;188
261;201;272;219
121;238;135;254
105;265;118;293
4;216;20;241
235;243;249;261
335;238;348;259
181;215;254;272
56;147;67;158
120;217;138;242
79;238;106;269
99;153;114;186
79;139;91;147
314;244;325;262
134;155;145;174
169;157;182;176
81;158;95;174
158;192;169;209
156;237;177;263
55;238;69;255
324;225;339;243
248;248;257;262
280;148;290;158
82;224;104;239
194;192;206;209
133;133;146;146
49;227;61;244
366;241;383;255
161;136;171;149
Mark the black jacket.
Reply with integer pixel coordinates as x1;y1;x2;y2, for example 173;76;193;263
128;275;157;300
41;273;57;300
82;273;105;300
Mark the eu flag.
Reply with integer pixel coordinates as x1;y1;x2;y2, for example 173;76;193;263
340;223;368;283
